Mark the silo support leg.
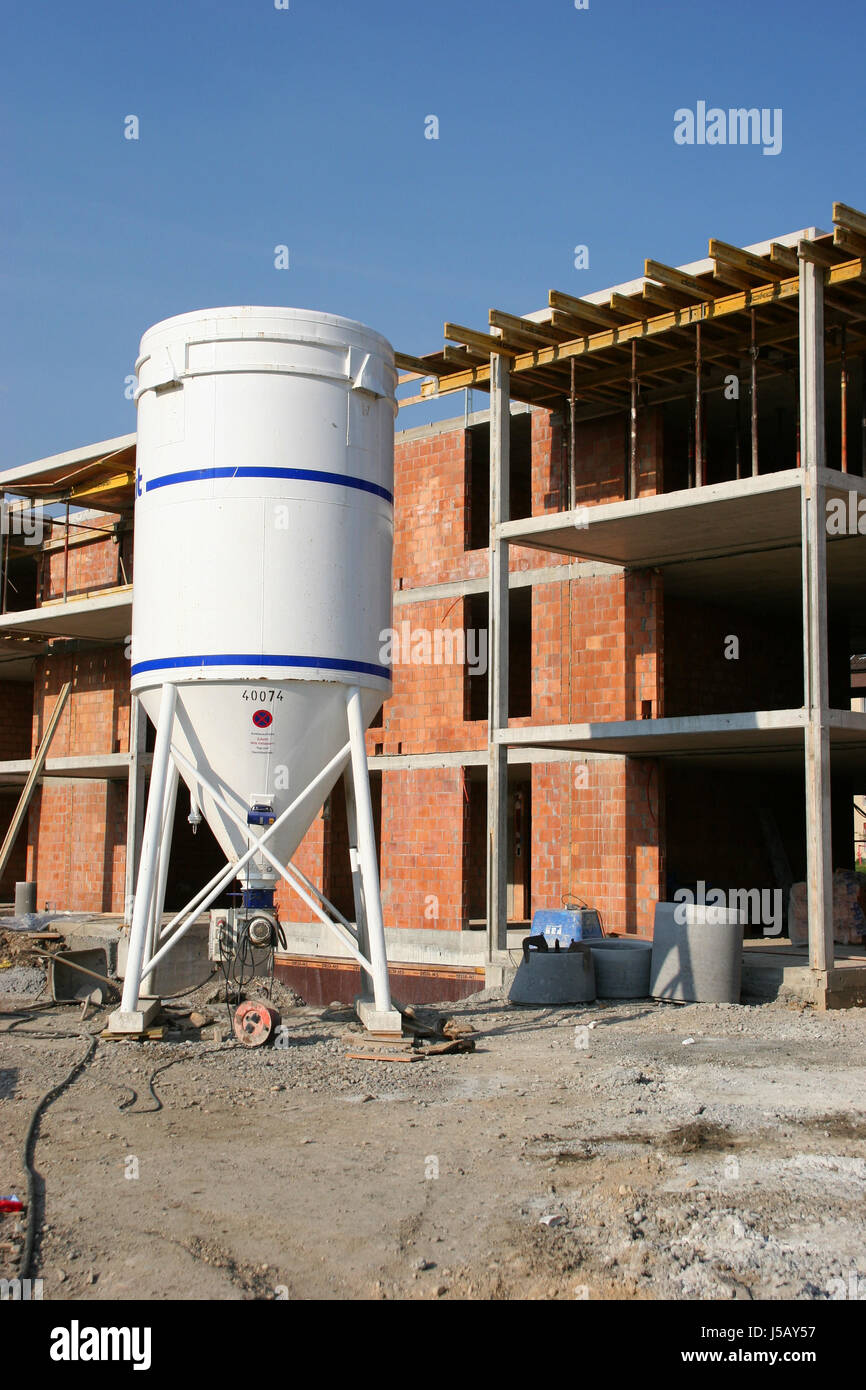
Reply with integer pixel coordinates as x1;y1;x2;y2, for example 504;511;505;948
346;687;401;1037
109;682;178;1034
343;771;373;996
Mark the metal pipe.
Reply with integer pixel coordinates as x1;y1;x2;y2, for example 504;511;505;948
346;685;392;1015
735;385;742;480
0;492;6;617
695;323;704;487
840;324;848;472
629;339;639;498
62;502;70;602
141;760;178;997
569;359;577;510
119;682;177;1013
0;491;5;616
750;309;759;476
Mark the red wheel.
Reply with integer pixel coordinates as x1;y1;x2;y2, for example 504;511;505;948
233;1000;282;1047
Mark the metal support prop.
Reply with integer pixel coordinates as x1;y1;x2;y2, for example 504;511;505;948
695;324;704;488
750;309;759;476
62;502;70;603
629;339;639;498
117;682;177;1017
799;257;833;975
0;491;5;618
568;359;577;510
840;325;848;472
486;352;510;958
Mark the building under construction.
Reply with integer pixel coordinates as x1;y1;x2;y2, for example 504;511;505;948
2;198;866;1009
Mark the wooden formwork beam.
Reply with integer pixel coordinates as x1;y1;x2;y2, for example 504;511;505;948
0;682;71;887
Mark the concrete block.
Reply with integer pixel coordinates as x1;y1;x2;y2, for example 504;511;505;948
106;998;160;1034
354;995;403;1037
509;946;596;1005
118;921;210;996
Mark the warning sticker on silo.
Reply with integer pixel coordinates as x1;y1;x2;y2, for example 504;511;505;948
250;708;274;752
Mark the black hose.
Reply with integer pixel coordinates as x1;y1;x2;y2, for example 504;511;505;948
19;1033;97;1281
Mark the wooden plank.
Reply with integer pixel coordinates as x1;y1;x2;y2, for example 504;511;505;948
443;344;487;368
644;259;717;302
609;292;652;319
798;239;839;268
770;242;800;272
444;322;515;357
548;290;622;327
0;682;71;884
394;351;443;378
833;226;866;259
709;238;788;281
346;1050;420;1063
488;309;562;347
833;201;866;239
421;258;866;399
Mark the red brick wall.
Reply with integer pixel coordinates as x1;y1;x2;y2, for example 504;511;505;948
21;650;132;912
380;767;467;932
32;649;131;758
276;813;324;924
41;518;130;602
26;780;127;913
572;406;663;505
531;757;662;936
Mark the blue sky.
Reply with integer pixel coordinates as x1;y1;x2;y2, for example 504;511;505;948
2;0;865;464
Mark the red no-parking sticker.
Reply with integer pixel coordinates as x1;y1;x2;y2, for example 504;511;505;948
252;709;273;729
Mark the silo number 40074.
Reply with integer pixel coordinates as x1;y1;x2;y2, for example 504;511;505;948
242;689;283;702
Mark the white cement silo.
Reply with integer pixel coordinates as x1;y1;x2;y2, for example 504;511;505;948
110;307;400;1037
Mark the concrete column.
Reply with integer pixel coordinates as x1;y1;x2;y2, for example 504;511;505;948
124;692;147;925
799;256;834;973
486;353;510;959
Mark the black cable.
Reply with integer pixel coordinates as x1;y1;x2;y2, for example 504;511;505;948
120;1057;184;1115
20;1032;97;1281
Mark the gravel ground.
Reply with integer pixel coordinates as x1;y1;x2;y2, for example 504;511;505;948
1;983;864;1301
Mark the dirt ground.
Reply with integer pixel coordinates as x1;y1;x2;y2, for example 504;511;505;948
2;976;865;1302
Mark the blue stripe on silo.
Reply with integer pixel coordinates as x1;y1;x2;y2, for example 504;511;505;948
144;466;393;505
130;653;391;680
